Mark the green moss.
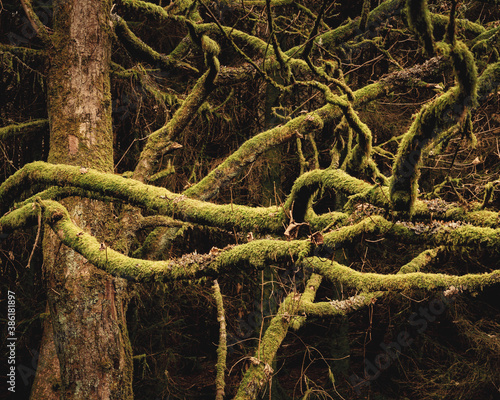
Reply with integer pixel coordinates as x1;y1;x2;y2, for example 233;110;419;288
306;256;500;292
406;0;435;55
235;274;321;399
113;15;197;74
0;119;48;141
390;41;478;213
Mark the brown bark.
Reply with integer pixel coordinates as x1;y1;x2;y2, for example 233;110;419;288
32;0;133;399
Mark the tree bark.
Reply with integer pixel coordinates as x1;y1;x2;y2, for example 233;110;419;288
32;0;134;399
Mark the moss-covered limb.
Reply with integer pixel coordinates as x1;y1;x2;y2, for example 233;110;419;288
296;292;379;320
286;0;405;57
429;13;486;40
406;0;435;56
285;169;389;221
216;64;259;86
305;256;500;292
213;279;227;400
476;61;500;100
288;273;322;330
0;162;286;233
306;211;349;232
397;246;446;274
133;69;217;181
115;0;184;24
19;0;52;45
0;43;47;77
0;119;48;141
295;82;369;168
471;25;500;58
0;203;40;234
36;199;212;281
0;44;46;70
265;0;288;76
445;0;457;45
112;14;198;75
323;215;500;253
481;180;500;209
7;200;312;283
284;168;499;228
300;0;327;60
182;113;315;200
184;56;446;202
390;41;478;213
234;274;321;400
110;63;182;109
132;226;176;259
137;215;184;230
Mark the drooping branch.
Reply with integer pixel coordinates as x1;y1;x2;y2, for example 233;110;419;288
390;41;479;212
112;14;198;74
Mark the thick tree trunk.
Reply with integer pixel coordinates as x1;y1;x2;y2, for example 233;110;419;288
32;1;134;399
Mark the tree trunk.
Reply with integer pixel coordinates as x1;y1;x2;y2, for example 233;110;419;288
32;1;134;399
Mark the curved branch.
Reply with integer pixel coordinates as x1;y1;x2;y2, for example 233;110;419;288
20;0;52;45
0;199;312;282
184;56;448;201
112;14;198;74
390;42;481;212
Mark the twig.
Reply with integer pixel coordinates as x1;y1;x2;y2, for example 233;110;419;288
26;203;42;268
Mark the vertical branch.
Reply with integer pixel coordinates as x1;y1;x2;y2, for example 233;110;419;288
213;279;227;400
407;0;435;56
234;274;322;400
265;0;289;79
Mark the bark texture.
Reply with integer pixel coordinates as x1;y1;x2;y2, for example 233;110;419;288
33;0;134;398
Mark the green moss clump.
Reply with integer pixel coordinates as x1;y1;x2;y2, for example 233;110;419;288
406;0;435;56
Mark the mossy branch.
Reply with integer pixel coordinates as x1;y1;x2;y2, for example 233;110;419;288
184;57;446;201
305;256;500;292
112;14;198;74
116;0;184;24
0;162;286;233
213;279;227;400
0;200;314;282
397;246;446;274
296;292;379;320
234;274;322;400
0;119;48;141
406;0;435;56
20;0;52;45
133;70;216;181
390;41;479;213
